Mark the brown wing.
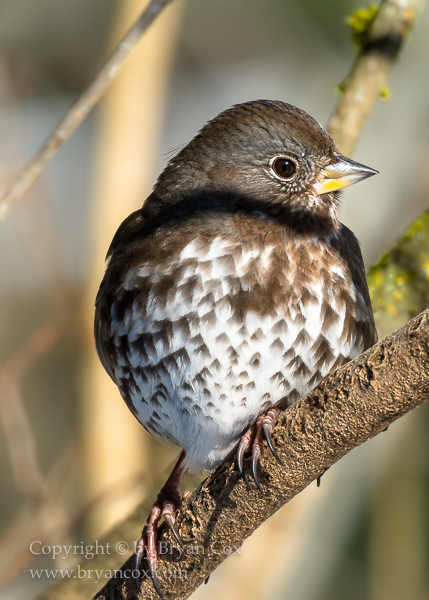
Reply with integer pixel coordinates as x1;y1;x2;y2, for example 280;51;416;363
339;224;377;350
94;279;117;383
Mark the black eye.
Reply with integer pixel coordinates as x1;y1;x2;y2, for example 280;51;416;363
272;157;296;179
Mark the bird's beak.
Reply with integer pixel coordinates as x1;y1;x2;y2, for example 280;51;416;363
313;154;378;196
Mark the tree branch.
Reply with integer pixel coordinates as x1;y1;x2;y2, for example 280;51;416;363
37;309;429;599
367;211;429;338
327;0;422;156
0;0;175;220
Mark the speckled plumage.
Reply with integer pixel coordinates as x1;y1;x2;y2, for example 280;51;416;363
96;209;374;472
94;100;377;596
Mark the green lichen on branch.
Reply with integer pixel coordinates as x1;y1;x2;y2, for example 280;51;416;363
380;85;391;99
346;3;379;47
368;211;429;338
335;80;347;94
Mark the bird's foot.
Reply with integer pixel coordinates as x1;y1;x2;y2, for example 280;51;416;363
236;408;282;493
135;451;186;600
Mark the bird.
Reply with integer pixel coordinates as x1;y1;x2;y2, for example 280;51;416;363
94;99;377;598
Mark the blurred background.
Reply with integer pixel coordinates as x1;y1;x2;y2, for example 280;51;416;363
0;0;429;598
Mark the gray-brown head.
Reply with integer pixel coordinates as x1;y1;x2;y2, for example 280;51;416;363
152;100;377;229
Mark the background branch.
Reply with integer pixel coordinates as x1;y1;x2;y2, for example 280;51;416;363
327;0;423;156
0;323;62;502
0;0;174;220
367;211;429;338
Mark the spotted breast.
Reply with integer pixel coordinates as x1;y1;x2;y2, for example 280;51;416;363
95;207;375;474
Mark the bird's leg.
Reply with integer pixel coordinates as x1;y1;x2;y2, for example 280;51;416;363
135;450;186;600
237;408;282;493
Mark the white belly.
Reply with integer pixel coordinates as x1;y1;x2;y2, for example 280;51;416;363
110;235;365;472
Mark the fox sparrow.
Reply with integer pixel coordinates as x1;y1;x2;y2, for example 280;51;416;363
94;100;377;597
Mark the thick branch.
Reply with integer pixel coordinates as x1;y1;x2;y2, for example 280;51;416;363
327;0;422;156
38;309;429;599
0;0;175;220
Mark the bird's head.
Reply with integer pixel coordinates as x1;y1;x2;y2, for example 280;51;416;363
154;100;377;231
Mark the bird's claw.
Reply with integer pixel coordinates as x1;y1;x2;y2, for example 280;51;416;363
135;520;161;595
150;564;166;600
163;513;185;552
236;408;281;492
134;451;186;599
251;446;264;494
134;504;179;599
135;544;143;589
263;423;283;465
236;428;253;488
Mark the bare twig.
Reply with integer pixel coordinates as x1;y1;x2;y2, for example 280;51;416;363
0;0;175;220
35;310;429;600
327;0;423;156
0;443;76;587
0;322;62;501
0;369;47;502
0;456;147;589
6;322;62;382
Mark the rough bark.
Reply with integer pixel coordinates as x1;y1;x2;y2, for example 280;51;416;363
38;309;429;600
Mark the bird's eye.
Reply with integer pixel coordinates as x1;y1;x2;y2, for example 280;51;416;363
272;157;296;179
